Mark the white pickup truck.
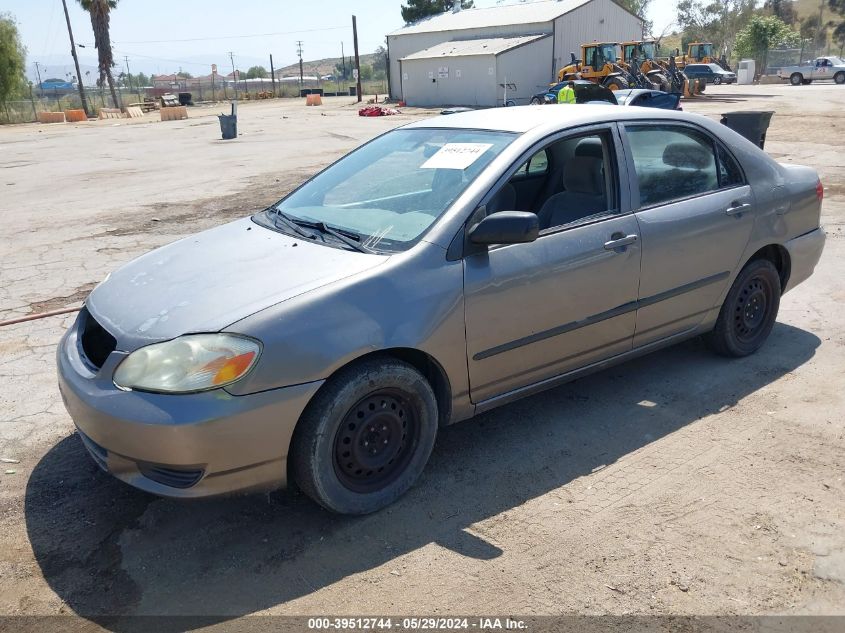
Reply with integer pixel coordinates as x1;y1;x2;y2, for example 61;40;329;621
778;56;845;85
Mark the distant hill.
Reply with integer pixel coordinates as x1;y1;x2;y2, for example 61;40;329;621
274;53;378;78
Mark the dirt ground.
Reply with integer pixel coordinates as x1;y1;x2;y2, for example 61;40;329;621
0;86;843;629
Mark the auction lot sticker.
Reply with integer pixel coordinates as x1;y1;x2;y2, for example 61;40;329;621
421;143;493;170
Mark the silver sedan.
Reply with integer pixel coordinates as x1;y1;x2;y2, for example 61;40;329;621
58;105;825;514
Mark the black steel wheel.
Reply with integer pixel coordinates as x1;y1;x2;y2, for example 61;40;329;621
705;259;781;357
291;357;438;514
333;390;420;494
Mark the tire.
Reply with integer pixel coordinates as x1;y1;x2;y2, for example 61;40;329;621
713;76;722;85
704;259;781;358
835;72;845;85
604;76;630;91
530;96;543;105
790;72;803;86
290;357;438;515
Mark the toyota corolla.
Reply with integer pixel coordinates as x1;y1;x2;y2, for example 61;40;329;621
58;105;825;514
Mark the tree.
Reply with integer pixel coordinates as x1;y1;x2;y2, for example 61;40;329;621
764;0;797;26
800;15;828;51
734;14;799;73
0;13;26;113
245;65;268;79
373;45;388;74
135;71;150;87
360;64;373;81
676;0;756;58
176;71;193;78
828;0;845;53
617;0;653;37
78;0;120;109
400;0;474;24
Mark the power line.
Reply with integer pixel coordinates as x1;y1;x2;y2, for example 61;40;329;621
109;25;347;46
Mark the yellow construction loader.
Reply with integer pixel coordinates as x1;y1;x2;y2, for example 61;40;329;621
557;42;638;91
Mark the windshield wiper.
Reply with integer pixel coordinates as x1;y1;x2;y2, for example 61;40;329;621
267;207;316;240
307;221;374;254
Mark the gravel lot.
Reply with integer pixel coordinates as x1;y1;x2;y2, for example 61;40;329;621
0;85;843;628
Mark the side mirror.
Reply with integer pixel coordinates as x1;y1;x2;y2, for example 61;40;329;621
468;211;539;246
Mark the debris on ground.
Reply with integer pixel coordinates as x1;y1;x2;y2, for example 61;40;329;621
358;106;401;117
0;458;20;464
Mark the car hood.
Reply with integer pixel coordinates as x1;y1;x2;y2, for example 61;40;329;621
86;217;388;349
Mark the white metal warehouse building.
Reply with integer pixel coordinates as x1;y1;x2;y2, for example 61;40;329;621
387;0;643;107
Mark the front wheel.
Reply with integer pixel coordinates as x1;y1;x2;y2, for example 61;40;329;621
790;72;803;86
835;72;845;85
704;259;781;357
604;76;630;91
530;96;543;105
291;357;439;514
713;76;722;85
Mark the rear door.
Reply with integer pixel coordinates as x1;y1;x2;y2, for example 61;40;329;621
619;122;755;347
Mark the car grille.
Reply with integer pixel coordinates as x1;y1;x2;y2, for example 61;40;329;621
138;464;204;489
78;430;108;472
79;308;117;370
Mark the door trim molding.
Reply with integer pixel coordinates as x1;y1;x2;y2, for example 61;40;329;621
472;270;730;361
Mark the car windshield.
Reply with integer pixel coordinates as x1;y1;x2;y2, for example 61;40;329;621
266;128;515;252
828;56;844;65
708;64;723;72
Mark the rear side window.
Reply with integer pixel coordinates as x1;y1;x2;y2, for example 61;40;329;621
626;125;719;207
716;144;744;188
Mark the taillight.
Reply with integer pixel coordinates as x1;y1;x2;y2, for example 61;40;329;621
817;179;824;201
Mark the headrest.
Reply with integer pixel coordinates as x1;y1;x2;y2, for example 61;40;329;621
662;142;712;169
563;156;604;195
575;137;604;159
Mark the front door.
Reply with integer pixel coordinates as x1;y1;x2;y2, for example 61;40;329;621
463;126;642;404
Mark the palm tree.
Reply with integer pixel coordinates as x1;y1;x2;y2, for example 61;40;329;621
77;0;120;108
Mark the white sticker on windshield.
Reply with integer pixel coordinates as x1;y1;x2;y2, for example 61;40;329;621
421;143;494;170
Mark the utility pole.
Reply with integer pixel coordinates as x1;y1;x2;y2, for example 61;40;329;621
124;56;142;104
229;51;238;99
352;15;362;102
270;54;277;97
61;0;91;116
297;41;304;88
34;62;44;90
341;41;346;78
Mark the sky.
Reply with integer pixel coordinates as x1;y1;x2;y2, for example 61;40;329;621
5;0;677;81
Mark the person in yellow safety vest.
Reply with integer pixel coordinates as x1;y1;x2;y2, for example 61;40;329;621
557;80;577;104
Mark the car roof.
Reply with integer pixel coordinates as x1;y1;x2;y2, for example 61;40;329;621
403;104;701;134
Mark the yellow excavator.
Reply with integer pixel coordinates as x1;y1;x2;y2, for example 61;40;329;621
678;42;733;71
620;40;674;92
557;42;638;91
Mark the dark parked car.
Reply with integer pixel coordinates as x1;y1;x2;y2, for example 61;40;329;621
612;89;682;110
683;63;736;85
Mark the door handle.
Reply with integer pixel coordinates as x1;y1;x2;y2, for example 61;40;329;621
726;202;752;216
603;234;638;250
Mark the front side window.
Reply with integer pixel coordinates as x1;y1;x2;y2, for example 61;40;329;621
626;125;719;207
266;128;514;251
484;131;617;231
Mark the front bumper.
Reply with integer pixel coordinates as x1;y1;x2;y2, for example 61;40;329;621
56;318;323;498
783;227;826;294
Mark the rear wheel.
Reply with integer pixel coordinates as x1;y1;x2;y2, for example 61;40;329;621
835;72;845;85
705;259;781;357
291;357;438;514
790;72;803;86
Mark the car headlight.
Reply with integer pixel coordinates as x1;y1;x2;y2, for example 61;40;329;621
113;334;260;393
